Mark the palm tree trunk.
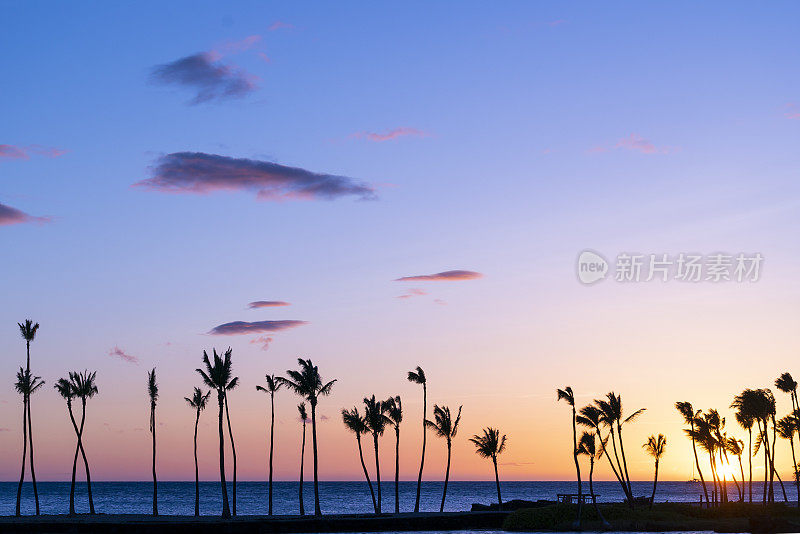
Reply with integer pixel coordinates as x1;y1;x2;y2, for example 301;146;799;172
708;450;718;505
617;423;633;500
440;440;452;513
650;459;659;508
16;395;28;516
608;429;632;505
492;455;502;510
588;457;609;526
356;434;378;513
224;394;237;515
299;420;306;516
748;427;753;503
738;456;745;502
394;426;400;514
414;383;426;513
27;399;39;515
269;392;275;515
78;400;95;514
690;420;710;505
217;393;231;518
373;433;382;514
67;402;79;515
596;428;627;501
792;438;800;506
194;408;200;517
311;402;321;515
151;403;158;516
571;406;582;526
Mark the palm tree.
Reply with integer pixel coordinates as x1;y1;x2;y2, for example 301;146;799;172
196;348;234;518
733;388;776;503
726;437;746;502
14;368;43;516
407;366;427;513
364;395;389;514
223;373;240;515
148;368;159;516
54;378;79;514
643;434;666;508
675;402;709;504
70;370;98;514
185;387;211;516
342;407;377;513
577;431;610;528
777;415;800;505
298;403;308;516
256;375;283;515
277;358;336;516
557;387;582;525
576;405;628;504
17;319;41;516
426;404;462;512
732;404;755;503
776;373;799;415
469;427;507;510
384;396;403;514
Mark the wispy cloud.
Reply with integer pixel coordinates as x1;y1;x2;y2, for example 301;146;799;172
0;202;49;226
214;35;262;56
396;288;427;300
209;320;307;335
150;52;258;105
249;300;291;308
395;270;483;282
135;152;376;202
268;21;294;31
784;103;800;120
0;144;66;160
352;127;429;142
250;335;273;351
108;346;138;364
547;19;567;27
614;134;672;154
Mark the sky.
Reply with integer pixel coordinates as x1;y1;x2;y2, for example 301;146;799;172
1;1;800;483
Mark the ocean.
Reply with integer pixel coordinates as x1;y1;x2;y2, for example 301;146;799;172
0;480;764;516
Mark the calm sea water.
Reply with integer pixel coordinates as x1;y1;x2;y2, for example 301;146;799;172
0;480;763;516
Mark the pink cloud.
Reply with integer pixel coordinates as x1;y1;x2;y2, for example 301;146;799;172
784;103;800;120
250;335;273;351
396;288;427;300
0;202;49;226
216;35;262;56
434;299;447;305
614;134;672;154
108;346;138;364
249;300;291;308
352;127;429;143
0;144;66;160
258;52;272;63
209;319;307;335
395;270;483;282
586;146;608;154
268;21;294;31
150;53;258;105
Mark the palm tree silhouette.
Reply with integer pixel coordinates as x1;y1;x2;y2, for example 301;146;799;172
557;387;582;525
732;388;777;503
223;373;240;515
426;404;462;512
726;437;746;502
297;402;308;516
196;348;235;518
675;402;709;504
256;375;283;515
384;396;403;514
595;392;645;506
70;370;98;514
364;395;389;515
17;319;41;516
576;405;629;505
777;415;800;504
14;368;43;516
642;434;666;508
731;395;756;502
469;427;506;510
407;366;427;513
185;387;211;516
277;358;336;516
342;406;378;513
148;368;159;516
54;378;79;514
577;431;609;527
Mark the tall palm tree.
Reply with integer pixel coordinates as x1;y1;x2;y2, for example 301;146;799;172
675;402;709;504
223;373;240;515
298;403;308;516
577;431;610;528
426;404;462;512
777;415;800;505
148;368;159;516
726;437;746;502
595;392;645;506
17;319;41;516
407;366;427;513
642;434;666;508
576;405;628;504
54;378;79;514
384;396;403;514
277;358;336;516
469;427;507;510
342;407;378;513
185;387;211;516
733;388;776;503
364;395;389;514
70;370;98;514
256;375;283;515
196;348;234;518
557;387;582;525
776;373;799;415
732;405;755;503
14;368;43;516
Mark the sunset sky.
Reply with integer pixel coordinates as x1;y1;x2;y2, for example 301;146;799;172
2;2;800;484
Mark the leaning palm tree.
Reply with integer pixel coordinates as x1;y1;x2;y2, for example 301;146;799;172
384;396;403;514
276;358;336;516
148;368;159;516
407;366;427;513
426;404;462;512
54;378;79;514
185;387;211;516
364;395;389;514
256;375;283;515
17;320;41;516
777;415;800;505
70;370;98;514
196;348;234;518
675;402;709;504
643;434;667;508
595;392;645;506
577;431;610;527
342;406;377;513
469;427;507;510
14;368;43;516
557;387;582;525
223;373;240;515
298;403;308;516
576;405;628;504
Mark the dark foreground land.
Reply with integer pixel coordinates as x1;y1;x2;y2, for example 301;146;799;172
503;501;800;532
0;510;509;534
